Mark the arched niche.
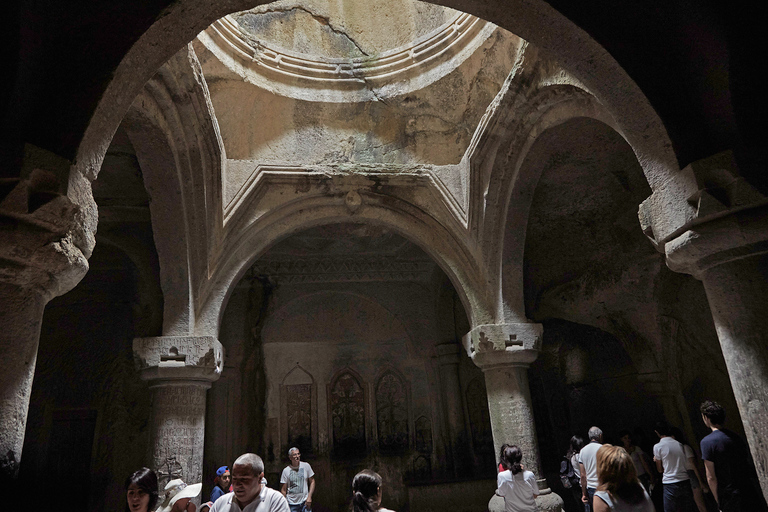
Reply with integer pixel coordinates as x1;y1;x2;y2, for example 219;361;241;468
373;367;411;454
280;364;317;457
327;368;367;458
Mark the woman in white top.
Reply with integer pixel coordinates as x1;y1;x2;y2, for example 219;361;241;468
351;469;395;512
593;445;655;512
496;445;538;512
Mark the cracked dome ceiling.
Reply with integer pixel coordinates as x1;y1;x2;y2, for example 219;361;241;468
192;0;524;206
232;0;460;59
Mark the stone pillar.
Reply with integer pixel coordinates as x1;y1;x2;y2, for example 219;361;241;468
639;151;768;499
663;218;768;498
134;336;223;485
436;343;466;476
699;253;768;497
463;323;563;512
0;152;90;481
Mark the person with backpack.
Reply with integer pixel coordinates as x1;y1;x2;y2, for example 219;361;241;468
562;435;585;511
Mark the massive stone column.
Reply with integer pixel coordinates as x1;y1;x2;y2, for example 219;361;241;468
463;322;563;512
134;336;223;485
640;151;768;498
0;151;90;481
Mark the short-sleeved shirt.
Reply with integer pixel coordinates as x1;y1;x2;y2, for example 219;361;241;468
700;429;756;505
279;462;314;505
653;437;690;484
497;469;537;512
209;487;289;512
578;442;603;489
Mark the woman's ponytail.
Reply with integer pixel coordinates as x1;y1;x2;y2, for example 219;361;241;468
351;469;383;512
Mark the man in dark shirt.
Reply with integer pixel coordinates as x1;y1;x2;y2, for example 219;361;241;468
699;400;765;512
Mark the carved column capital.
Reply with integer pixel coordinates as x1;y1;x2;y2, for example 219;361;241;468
462;322;542;369
0;147;91;299
638;151;768;278
133;336;223;385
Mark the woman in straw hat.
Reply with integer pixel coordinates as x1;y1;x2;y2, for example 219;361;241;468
156;478;203;512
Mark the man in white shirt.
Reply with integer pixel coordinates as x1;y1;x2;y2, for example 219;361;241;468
578;426;603;509
210;453;290;512
653;421;695;512
280;447;315;512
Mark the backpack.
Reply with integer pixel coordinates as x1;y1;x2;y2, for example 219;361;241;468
559;455;578;489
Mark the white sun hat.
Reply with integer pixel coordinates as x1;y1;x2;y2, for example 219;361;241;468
156;479;202;512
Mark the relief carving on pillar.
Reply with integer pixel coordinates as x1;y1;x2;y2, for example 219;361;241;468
466;377;494;457
150;386;206;483
329;370;366;457
375;371;409;452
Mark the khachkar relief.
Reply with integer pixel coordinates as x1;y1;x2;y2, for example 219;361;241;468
329;371;366;457
286;384;312;451
375;371;409;452
150;386;207;484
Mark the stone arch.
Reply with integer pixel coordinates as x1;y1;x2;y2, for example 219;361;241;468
70;0;679;265
373;366;411;453
492;87;631;323
327;367;367;457
197;195;492;337
122;45;225;335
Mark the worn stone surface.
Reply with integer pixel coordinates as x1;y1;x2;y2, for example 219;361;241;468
5;0;768;509
0;145;91;480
